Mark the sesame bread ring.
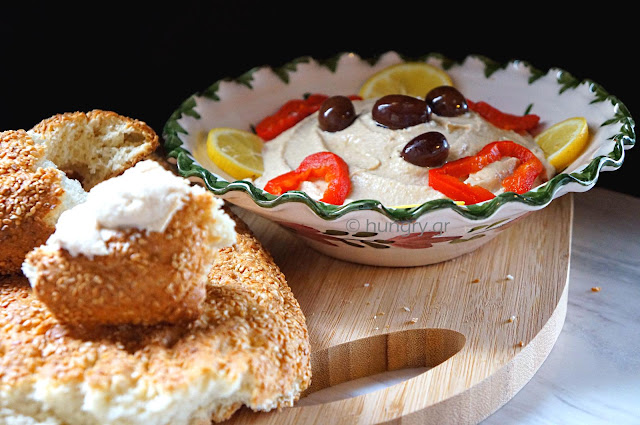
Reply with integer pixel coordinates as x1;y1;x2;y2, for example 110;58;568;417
23;160;237;327
0;210;311;425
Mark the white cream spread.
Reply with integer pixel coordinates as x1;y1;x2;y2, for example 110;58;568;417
253;99;554;206
46;160;205;258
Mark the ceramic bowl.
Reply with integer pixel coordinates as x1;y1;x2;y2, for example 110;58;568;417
162;51;635;267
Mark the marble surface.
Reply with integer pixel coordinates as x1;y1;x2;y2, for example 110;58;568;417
482;188;640;424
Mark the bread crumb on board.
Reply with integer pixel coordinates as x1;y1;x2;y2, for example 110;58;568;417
507;315;517;323
591;286;601;292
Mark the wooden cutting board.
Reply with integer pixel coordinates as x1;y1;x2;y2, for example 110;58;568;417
228;194;573;425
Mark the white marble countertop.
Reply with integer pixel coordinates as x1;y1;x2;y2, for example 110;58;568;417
482;188;640;424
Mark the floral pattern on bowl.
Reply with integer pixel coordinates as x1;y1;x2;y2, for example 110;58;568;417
162;51;635;266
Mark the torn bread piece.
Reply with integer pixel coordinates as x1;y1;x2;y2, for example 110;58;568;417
28;109;159;190
1;110;158;275
1;210;311;424
23;160;236;327
0;130;86;274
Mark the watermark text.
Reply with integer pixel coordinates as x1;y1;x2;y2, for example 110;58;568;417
344;218;450;237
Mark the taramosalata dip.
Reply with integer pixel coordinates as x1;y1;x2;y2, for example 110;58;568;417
253;93;554;206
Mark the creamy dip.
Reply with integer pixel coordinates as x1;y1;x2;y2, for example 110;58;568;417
45;160;206;258
253;99;554;206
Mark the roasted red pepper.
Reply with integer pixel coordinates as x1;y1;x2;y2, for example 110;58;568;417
264;152;351;205
255;94;363;141
467;99;540;132
428;141;546;204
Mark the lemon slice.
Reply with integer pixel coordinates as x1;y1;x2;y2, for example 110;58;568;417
534;117;589;170
206;127;264;180
359;62;453;99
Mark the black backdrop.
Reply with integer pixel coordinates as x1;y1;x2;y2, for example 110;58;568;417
2;3;637;197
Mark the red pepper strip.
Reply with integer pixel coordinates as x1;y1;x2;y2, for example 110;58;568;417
428;141;546;204
305;93;331;107
255;94;363;141
467;99;540;132
428;172;496;204
481;140;547;193
255;98;312;141
264;152;351;205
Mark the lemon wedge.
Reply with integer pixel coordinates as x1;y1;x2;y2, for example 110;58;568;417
206;127;264;180
359;62;453;99
534;117;590;170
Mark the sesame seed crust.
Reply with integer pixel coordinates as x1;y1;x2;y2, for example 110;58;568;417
0;130;66;275
1;209;311;423
0;129;44;172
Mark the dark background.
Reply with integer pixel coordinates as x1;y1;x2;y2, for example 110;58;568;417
1;4;637;197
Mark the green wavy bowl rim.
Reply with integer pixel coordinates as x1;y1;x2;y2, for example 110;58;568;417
161;51;636;221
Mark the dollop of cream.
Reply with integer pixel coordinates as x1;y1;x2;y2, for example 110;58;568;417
47;160;203;258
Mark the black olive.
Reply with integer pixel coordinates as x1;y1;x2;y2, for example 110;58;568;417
372;94;431;129
401;131;450;167
318;95;357;132
425;86;468;117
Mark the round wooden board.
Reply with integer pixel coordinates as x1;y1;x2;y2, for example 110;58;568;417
228;194;573;424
